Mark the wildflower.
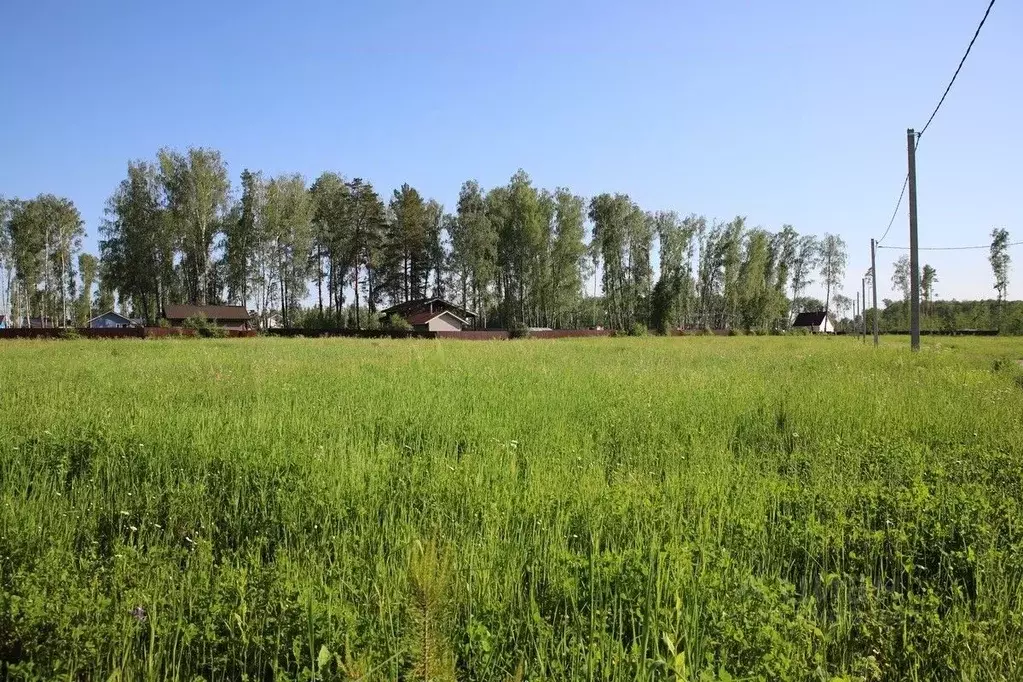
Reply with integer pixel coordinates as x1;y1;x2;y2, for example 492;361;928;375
129;525;138;532
131;606;147;623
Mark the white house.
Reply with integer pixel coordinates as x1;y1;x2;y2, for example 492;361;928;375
791;311;835;333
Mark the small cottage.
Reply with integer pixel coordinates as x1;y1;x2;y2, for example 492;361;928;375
163;304;253;331
380;298;476;332
791;311;835;334
88;311;139;329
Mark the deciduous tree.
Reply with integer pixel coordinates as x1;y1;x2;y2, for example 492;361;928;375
818;233;847;316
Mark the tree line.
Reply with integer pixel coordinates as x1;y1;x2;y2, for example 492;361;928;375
28;144;1019;333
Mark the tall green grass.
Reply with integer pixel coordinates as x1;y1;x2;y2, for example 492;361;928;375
1;336;1021;680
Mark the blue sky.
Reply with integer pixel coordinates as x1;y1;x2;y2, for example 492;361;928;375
2;0;1020;302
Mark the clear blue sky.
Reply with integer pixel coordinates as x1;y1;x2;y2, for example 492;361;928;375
2;0;1020;302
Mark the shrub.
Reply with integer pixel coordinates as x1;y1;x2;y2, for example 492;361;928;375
788;327;811;336
57;327;81;340
157;318;171;328
181;314;227;338
728;328;745;337
508;322;531;339
628;322;648;337
383;314;413;332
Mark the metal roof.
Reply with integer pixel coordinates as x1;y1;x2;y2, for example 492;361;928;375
87;310;137;325
792;311;829;326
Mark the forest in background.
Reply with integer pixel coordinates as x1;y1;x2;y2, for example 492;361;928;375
0;146;1015;332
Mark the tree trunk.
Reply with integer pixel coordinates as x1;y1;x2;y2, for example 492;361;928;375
353;266;361;329
317;245;323;313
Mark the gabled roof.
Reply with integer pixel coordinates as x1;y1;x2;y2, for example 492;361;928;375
792;311;829;326
406;310;469;326
380;297;476;318
164;304;252;321
87;310;136;326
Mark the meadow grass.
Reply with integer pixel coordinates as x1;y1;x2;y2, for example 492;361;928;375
1;335;1021;681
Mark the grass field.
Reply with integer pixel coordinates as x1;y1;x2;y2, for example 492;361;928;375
1;336;1022;681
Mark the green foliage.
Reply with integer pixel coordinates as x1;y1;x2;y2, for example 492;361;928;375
56;327;81;340
1;336;1022;679
181;313;227;338
5;194;84;326
383;313;413;331
158;147;231;307
628;321;648;336
819;233;848;314
508;321;531;339
407;540;457;681
100;160;173;323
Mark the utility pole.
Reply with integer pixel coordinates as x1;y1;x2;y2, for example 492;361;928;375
855;291;859;337
861;277;867;343
907;128;921;351
871;239;879;346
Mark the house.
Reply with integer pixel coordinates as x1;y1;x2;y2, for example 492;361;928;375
792;311;835;334
163;304;253;331
88;311;140;329
255;311;283;330
379;298;476;332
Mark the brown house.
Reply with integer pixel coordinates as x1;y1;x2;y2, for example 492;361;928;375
380;298;475;332
163;304;253;331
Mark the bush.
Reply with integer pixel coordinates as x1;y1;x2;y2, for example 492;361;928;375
788;327;811;336
57;327;81;340
508;322;531;339
728;328;745;337
383;314;413;332
157;318;171;328
628;322;648;337
181;314;227;338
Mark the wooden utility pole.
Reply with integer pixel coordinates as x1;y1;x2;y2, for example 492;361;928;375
871;239;879;346
907;128;921;351
861;277;867;343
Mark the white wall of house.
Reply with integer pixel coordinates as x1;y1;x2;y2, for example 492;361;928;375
428;312;465;332
414;312;465;332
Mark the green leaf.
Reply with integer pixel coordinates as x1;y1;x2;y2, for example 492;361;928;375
318;644;331;669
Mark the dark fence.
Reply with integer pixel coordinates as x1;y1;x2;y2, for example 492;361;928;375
265;328;435;339
435;330;510;340
532;329;613;339
0;327;145;340
882;329;999;336
0;327;256;340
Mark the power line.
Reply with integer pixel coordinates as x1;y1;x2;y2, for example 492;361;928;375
876;0;996;245
877;173;909;244
918;0;997;140
878;240;1022;252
